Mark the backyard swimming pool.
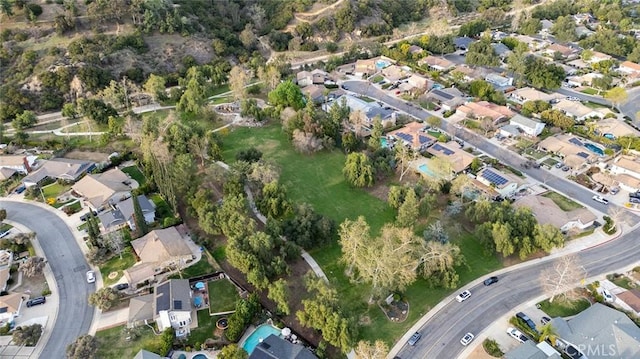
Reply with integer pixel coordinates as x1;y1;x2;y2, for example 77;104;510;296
192;354;209;359
418;163;436;177
241;324;282;354
584;143;604;156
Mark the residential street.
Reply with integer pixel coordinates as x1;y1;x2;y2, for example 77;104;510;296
0;201;94;358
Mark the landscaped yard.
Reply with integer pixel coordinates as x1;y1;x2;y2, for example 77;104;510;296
122;166;146;186
371;75;384;83
99;247;137;286
609;274;637;290
580;88;598;95
220;124;503;344
523;147;547;160
95;325;162;359
537;297;591;317
187;311;223;347
542;191;583;211
173;258;216;279
208;279;240;314
41;182;71;200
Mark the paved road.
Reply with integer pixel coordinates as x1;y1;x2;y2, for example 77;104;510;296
555;88;611;107
397;225;640;359
620;87;640;123
341;80;638;226
0;202;94;358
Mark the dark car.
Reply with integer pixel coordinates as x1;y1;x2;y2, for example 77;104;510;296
516;312;538;333
26;296;46;307
541;316;551;325
483;276;499;286
408;332;422;346
14;185;26;194
115;283;129;291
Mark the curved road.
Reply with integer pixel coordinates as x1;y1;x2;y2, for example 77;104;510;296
1;201;94;357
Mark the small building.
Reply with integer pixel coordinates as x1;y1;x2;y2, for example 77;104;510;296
0;293;24;325
454;37;476;51
498;124;522;138
540;19;554;33
297;69;328;87
509;114;545;137
553;99;603;122
249;334;318;359
325;95;396;128
514;35;548;51
456;101;514;124
508;87;560;104
595;117;639;139
476;167;519;197
381;64;409;82
514;194;596;232
575;26;595;38
610;156;640;181
354;59;377;77
491;43;512;59
618;61;640;75
22;158;95;187
543;44;579;59
419;56;455;71
615;173;640;193
485;73;514;89
302;84;326;104
388;122;437;152
504;340;561;359
426;142;476;173
133;349;163;359
72;168;134;211
154;279;192;336
586;51;613;64
406;74;431;93
616;289;640;316
408;45;424;55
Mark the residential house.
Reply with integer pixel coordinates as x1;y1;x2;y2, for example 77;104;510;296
451;65;488;83
124;226;196;286
616;289;640;316
504;340;561;359
610;156;640;180
423;88;466;111
575;26;595;38
544;44;579;59
0;250;12;292
498;124;522;138
553;99;603;122
128;293;154;328
72;168;134;211
98;209;127;233
559;63;579;76
297;69;328;87
508;87;560;104
491;30;508;41
408;45;424;55
540;19;554;34
514;35;548;51
514;194;596;232
0;155;36;174
485;73;514;91
154;279;192;336
454;37;476;51
573;13;595;24
406;74;431;94
456;101;514;124
325;95;396;128
476;167;520;197
381;65;408;82
99;195;156;233
615;173;640;193
354;59;376;77
249;334;318;359
0;293;24;325
509;114;545;137
565;73;603;88
0;168;17;181
426;142;475;173
419;56;455;71
566;59;591;70
585;51;613;64
595;117;639;139
302;84;326;104
133;349;163;359
22;158;95;187
550;303;640;359
618;61;640;75
388;122;437;152
491;43;512;60
538;134;599;168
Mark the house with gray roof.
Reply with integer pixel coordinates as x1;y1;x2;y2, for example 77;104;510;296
249;334;318;359
492;43;512;59
454;37;476;51
23;158;95;187
549;303;640;359
509;114;545;137
423;87;466;111
97;195;155;234
505;340;561;359
133;349;162;359
154;279;192;336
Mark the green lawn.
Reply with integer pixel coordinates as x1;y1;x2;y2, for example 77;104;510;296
220;125;502;344
122;166;146;186
187;311;223;347
99;247;137;286
41;183;70;200
610;275;636;290
208;279;240;314
537;298;591;317
542;191;583;211
580;88;598;95
371;75;384;83
0;223;12;233
95;325;162;359
172;258;216;279
360;96;376;103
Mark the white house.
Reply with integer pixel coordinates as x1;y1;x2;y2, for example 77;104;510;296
0;155;37;174
610;156;640;180
508;87;560;104
154;279;192;336
476;167;519;197
553;99;603;122
485;73;513;88
0;293;24;325
619;61;640;75
509;114;545;137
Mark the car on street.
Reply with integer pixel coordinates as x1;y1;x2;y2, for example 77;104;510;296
115;283;129;291
592;195;609;205
86;270;96;284
460;332;475;346
541;316;551;325
483;276;499;286
456;290;471;302
507;327;528;343
26;296;46;307
516;312;538;333
408;332;422;346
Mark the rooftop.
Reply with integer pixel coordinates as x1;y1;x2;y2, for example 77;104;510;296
612;156;640;174
388;122;437;150
154;279;191;314
131;226;193;263
616;290;640;313
249;334;318;359
510;114;543;130
457;101;514;121
72;167;133;208
553;99;598;118
426;141;475;173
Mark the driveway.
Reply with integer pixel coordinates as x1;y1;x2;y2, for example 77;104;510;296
0;201;94;358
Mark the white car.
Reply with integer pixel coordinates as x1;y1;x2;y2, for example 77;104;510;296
86;270;96;284
602;289;615;302
456;290;471;303
506;327;528;344
592;195;609;205
460;332;475;346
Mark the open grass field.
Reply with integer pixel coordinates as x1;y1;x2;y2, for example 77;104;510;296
220;124;502;343
122;166;146;186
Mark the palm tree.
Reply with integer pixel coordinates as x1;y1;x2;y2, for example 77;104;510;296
538;323;558;347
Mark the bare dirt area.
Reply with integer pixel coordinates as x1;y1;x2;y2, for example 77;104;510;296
468;344;500;359
366;182;390;202
64;151;109;163
13;272;48;298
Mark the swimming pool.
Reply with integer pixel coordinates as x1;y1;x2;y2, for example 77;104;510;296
418;163;436;177
381;138;390;148
241;324;282;354
584;143;604;156
192;354;209;359
376;60;391;69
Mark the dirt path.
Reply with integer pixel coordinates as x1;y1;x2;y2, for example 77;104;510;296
283;0;346;32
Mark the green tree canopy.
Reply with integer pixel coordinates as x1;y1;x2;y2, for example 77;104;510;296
268;80;305;110
343;152;374;188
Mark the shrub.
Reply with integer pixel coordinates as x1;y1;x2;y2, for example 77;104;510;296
482;338;504;357
509;316;539;341
603;215;616;234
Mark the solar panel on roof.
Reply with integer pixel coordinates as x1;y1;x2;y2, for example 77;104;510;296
432;143;454;155
432;89;454;100
419;135;432;144
174;300;182;310
577;152;589;158
569;138;584;146
481;169;508;186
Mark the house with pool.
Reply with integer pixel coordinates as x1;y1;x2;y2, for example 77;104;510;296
241;323;318;359
388;122;437;152
538;134;603;170
426;142;476;174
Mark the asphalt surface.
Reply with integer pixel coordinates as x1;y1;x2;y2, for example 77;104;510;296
1;201;94;358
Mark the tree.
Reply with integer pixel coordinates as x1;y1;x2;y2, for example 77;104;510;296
20;256;45;278
178;67;207;114
423;220;449;244
417;240;464;289
465;36;500;67
387;186;406;209
427;116;442;129
551;16;576;42
539;255;586;303
0;0;13;17
533;224;565;252
339;216;370;278
133;195;149;236
524;57;566;90
518;17;541;35
88;287;121;311
268;80;304;110
62;103;78;119
354;340;388;359
257;65;281;91
77;98;118;124
343;152;374;188
395;145;417;182
267;278;290;315
282;203;335;249
368;118;383;150
257;181;292;220
229;66;249;101
396;188;419;228
604;87;628;111
66;335;98;359
12;110;37;130
458;19;489;37
218;344;248;359
12;324;42;346
143;74;167;102
507;43;529;86
538;324;559;346
0;208;5;223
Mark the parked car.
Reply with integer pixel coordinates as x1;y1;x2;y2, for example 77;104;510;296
115;283;129;291
14;185;26;194
610;187;620;195
602;289;614;302
516;312;538;333
408;332;422;346
555;162;563;169
592;195;609;205
460;332;475;346
86;270;96;284
456;290;471;302
26;296;46;307
506;327;528;344
541;316;551;325
483;276;499;286
630;196;640;204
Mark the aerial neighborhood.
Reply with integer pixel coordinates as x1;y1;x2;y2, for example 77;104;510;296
1;0;640;359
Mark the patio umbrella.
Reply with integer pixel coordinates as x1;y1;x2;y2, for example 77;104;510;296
194;297;203;307
195;282;205;290
282;327;291;337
